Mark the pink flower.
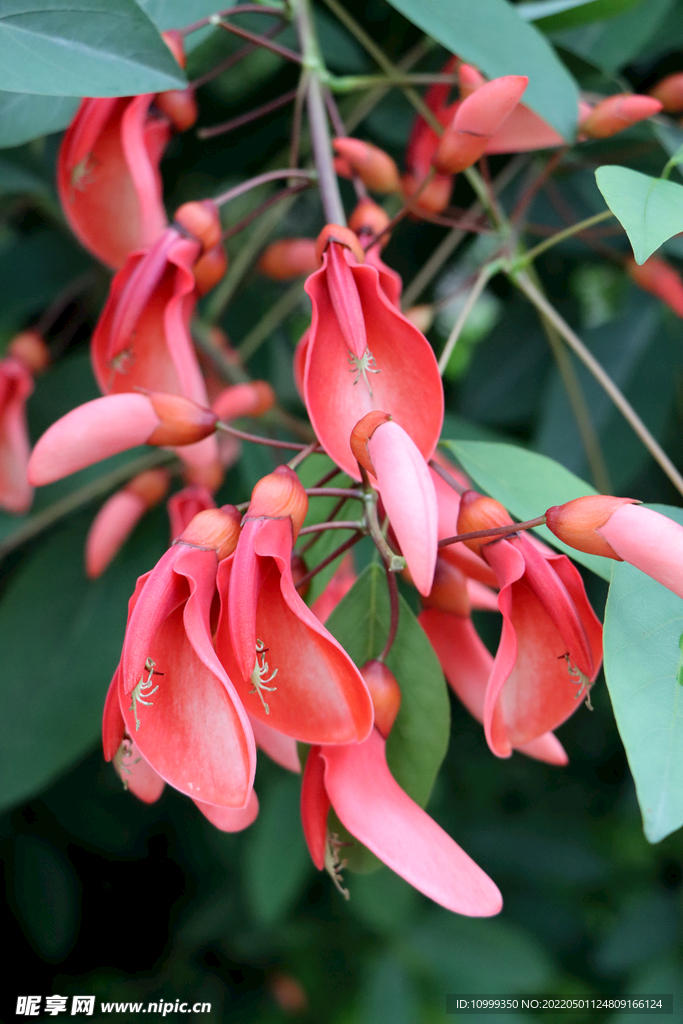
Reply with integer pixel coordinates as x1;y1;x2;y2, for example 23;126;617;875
0;357;33;514
114;506;257;809
214;466;374;744
85;468;171;578
546;495;683;601
28;391;218;486
433;75;529;174
303;228;443;480
300;660;502;915
454;492;603;758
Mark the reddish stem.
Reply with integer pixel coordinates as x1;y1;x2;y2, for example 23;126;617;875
217;20;302;64
199;88;298;139
294;532;363;590
438;515;547;548
180;6;284;35
212;168;315;207
216;420;321;451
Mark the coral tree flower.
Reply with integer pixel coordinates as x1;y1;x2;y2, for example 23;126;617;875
28;391;218;486
351;411;438;596
110;505;257;809
0;356;34;514
455;492;602;758
85;468;171;578
545;495;683;601
419;556;568;766
301;659;502;915
303;226;443;480
433;75;529;175
215;466;373;744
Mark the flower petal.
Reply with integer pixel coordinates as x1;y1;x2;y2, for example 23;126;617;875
598;503;683;600
300;745;330;869
194;789;259;832
249;714;301;772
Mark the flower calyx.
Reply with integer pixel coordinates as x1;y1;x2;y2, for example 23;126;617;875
456;491;514;554
177;505;242;560
145;391;219;446
315;225;365;266
545;495;640;559
350;411;392;477
246;465;309;539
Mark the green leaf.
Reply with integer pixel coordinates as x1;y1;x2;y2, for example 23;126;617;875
243;773;311;925
383;0;579;139
135;0;233;30
0;93;79;148
519;0;641;31
443;439;612;579
0;0;186;97
324;563;450;870
0;510;167;813
554;0;675;73
603;504;683;843
596;165;683;264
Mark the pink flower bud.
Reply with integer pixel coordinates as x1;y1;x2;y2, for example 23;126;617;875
332;137;401;193
247;465;309;538
580;94;662;139
179;505;242;560
360;660;401;737
545;495;638;559
258;238;318;280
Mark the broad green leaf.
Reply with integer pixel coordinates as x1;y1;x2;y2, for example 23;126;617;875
596;165;683;264
603;504;683;843
383;0;579;139
554;0;675;72
519;0;641;30
444;439;612;579
0;510;167;813
0;93;79;148
243;773;311;925
135;0;235;30
0;0;186;97
325;563;450;870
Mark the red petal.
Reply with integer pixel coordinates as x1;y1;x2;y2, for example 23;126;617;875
322;730;503;916
301;745;330;869
194;789;259;831
0;357;33;513
249;714;301;772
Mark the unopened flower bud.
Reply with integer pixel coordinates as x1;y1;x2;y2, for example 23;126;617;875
155;87;198;131
433;75;528;175
258;238;318;280
401;172;452;215
126;468;172;506
422;556;470;616
458;63;486;99
350;411;392;476
161;29;186;68
456;490;513;553
649;72;683;114
179;505;242;559
545;495;638;559
147;392;218;446
361;659;401;737
626;256;683;318
349;198;392;246
8;330;50;374
193;244;227;295
182;460;225;494
213;381;275;422
332;137;401;193
174;200;222;251
248;465;309;538
580;94;662;139
315;225;365;266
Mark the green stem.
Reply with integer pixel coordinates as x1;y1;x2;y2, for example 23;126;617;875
237;278;306;361
515;209;615;267
437;262;498;375
330;73;458;92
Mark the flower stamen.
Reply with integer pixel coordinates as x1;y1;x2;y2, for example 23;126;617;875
348;347;380;397
129;656;164;731
249;638;278;714
324;831;350;900
560;652;593;710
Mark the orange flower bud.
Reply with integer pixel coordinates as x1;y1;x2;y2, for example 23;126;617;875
360;659;401;738
456;490;513;553
401;172;452;215
126;468;171;507
161;29;186;68
213;381;276;421
183;459;225;494
268;975;309;1015
649;72;683;114
258;238;318;280
421;556;471;616
332;137;401;193
146;392;218;446
350;410;392;476
433;75;527;175
348;198;391;245
174;200;222;251
155;87;198;131
179;505;242;560
580;94;662;139
193;244;228;295
7;330;50;374
545;495;638;559
315;224;365;266
248;465;309;538
626;256;683;318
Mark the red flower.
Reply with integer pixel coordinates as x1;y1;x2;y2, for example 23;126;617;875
0;357;33;514
215;466;374;744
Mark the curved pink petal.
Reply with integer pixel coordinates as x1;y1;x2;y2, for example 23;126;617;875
304;259;443;480
368;420;437;596
118;740;166;804
365;246;402;308
194;789;259;831
301;745;330;869
167;485;216;540
86;489;147;578
57;96;169;269
217;519;373;744
102;666;126;762
28;393;160;486
249;714;301;772
322;730;503;916
485;104;564;153
310;554;357;623
453;76;528;137
418;608;492;722
516;732;568;766
598;504;683;600
225;519;270;681
0;357;33;513
467;579;499;610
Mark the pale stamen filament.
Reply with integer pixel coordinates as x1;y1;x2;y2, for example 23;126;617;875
129;656;163;731
348;347;380;397
250;639;278;715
